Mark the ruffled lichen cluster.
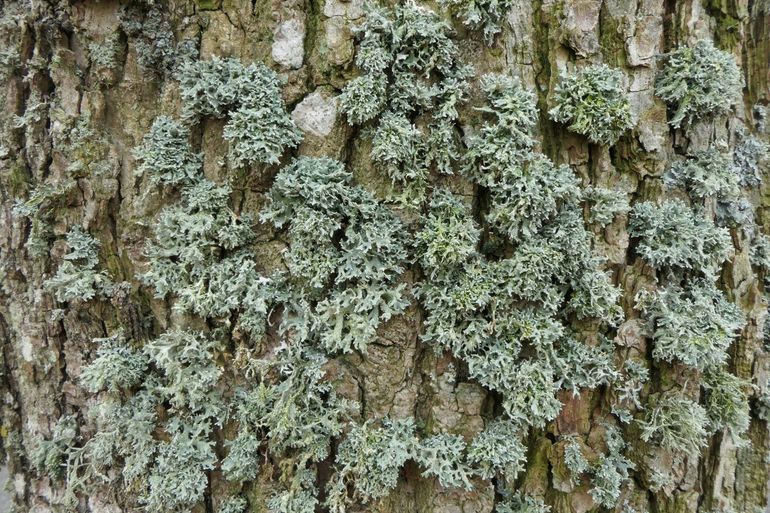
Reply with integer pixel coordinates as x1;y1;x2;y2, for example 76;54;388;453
339;2;472;198
439;0;515;43
178;57;302;167
549;64;634;145
655;40;743;128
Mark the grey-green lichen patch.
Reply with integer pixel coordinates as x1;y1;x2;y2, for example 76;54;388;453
80;332;147;393
734;129;769;187
563;436;589;486
326;417;417;511
45;226;114;303
583;186;630;227
11;0;770;509
260;156;408;354
610;359;649;423
87;32;123;85
415;69;624;434
338;2;472;199
178;57;302;167
750;233;770;270
655;40;743;128
588;424;635;508
12;113;118;258
702;368;751;440
636;279;745;370
467;420;528;481
326;416;529;512
629;200;732;274
29;415;79;483
664;148;741;201
12;179;77;257
549;64;634;145
640;394;709;455
462;73;538;186
229;344;356;513
438;0;515;44
141;179;271;338
119;4;188;77
218;496;248;513
133;116;202;187
496;491;551;513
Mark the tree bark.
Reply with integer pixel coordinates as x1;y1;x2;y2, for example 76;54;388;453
0;1;769;512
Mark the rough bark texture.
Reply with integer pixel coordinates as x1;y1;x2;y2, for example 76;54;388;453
0;1;769;513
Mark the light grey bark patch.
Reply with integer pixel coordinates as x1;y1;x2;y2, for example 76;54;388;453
0;466;9;511
323;0;365;19
292;91;339;138
272;18;305;69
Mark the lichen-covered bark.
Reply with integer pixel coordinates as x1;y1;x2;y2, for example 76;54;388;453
0;1;768;512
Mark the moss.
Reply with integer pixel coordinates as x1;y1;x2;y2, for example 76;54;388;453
704;0;744;49
195;0;222;10
3;158;29;197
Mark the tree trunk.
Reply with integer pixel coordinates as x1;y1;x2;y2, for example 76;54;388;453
1;1;769;513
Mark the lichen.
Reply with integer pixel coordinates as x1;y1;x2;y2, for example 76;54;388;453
45;226;114;303
664;148;741;200
636;279;744;370
177;57;301;167
133;116;202;187
339;2;472;196
549;64;634;145
629;200;732;274
583;186;630;226
260;156;408;353
655;40;742;128
640;394;709;455
439;0;515;43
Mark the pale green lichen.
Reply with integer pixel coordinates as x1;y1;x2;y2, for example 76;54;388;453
80;333;147;393
636;279;744;371
44;23;767;512
45;226;114;303
467;420;527;480
664;148;741;200
589;424;634;508
734;129;769;187
29;416;79;482
563;437;589;485
218;497;248;513
178;57;301;166
326;418;417;511
463;73;538;186
413;73;624;429
655;40;742;128
414;433;475;489
629;200;732;274
119;5;181;76
133;115;202;186
339;2;472;192
141;180;271;339
88;32;121;72
261;156;408;353
583;186;630;227
611;359;649;423
439;0;515;43
703;368;751;439
496;492;551;513
549;64;633;145
640;394;709;455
